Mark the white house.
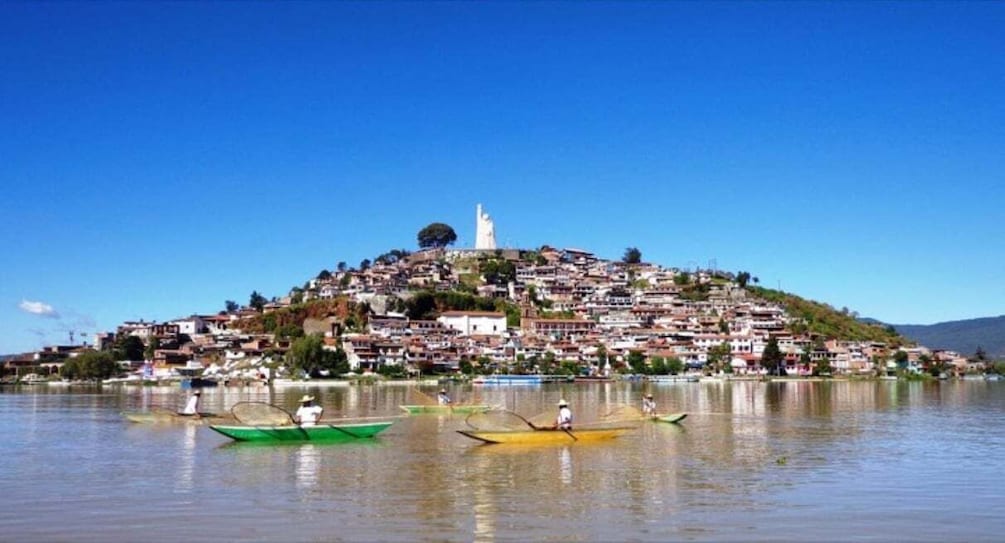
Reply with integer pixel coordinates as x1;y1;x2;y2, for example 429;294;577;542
437;311;507;337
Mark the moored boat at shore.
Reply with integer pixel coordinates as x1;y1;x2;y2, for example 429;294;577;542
209;421;394;443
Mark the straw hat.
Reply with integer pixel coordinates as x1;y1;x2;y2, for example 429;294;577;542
558;399;568;407
645;393;653;398
439;389;446;393
193;390;202;396
299;395;315;403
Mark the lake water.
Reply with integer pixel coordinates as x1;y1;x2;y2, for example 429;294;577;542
1;380;1003;542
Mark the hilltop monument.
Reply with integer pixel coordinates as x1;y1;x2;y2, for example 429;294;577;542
475;204;497;250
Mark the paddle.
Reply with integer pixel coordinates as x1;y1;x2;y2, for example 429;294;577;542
515;410;578;441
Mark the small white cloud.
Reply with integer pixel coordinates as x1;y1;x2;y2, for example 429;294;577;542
19;300;59;318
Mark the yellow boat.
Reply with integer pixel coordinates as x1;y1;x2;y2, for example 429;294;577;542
457;425;637;445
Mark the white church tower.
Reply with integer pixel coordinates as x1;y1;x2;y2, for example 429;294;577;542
475;204;497;250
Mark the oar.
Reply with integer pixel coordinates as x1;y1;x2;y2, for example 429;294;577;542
507;410;577;441
504;410;542;430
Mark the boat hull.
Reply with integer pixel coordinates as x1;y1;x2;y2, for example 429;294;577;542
209;421;394;443
457;426;636;445
652;412;687;424
399;405;491;414
122;411;228;425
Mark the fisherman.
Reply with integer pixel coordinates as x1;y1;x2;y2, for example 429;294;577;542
295;395;324;427
437;388;452;406
181;390;201;416
642;393;656;416
554;399;573;430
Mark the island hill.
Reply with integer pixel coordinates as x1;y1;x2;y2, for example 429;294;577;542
3;226;993;383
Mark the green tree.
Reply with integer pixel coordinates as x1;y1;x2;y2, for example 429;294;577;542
736;271;751;289
761;337;785;376
275;323;305;339
336;261;347;273
114;335;146;362
144;336;160;360
481;258;516;285
62;350;121;381
893;349;910;369
359;259;371;271
627;350;647;374
317;269;332;281
667;357;684;375
249;291;267;312
459;356;474;375
623;247;642;264
650;356;668;375
596;344;608;370
707;342;732;374
417;222;458;249
225;300;239;313
287;334;349;378
673;273;690;286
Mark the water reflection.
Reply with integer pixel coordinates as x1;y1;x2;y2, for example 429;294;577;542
559;446;572;485
2;381;1004;542
295;444;320;491
174;424;197;493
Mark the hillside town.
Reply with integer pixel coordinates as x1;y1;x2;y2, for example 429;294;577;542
2;206;986;384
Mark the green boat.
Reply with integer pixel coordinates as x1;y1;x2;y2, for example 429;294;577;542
652;412;688;424
399;404;491;415
208;421;394;443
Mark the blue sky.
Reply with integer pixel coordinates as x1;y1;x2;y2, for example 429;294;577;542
2;2;1003;354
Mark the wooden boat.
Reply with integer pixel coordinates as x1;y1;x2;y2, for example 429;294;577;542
122;410;229;425
651;412;687;424
457;425;637;445
399;404;491;414
209;421;394;443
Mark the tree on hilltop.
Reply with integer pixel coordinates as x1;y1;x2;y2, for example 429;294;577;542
225;300;239;313
623;247;642;264
736;271;752;288
417;223;458;249
249;291;267;312
317;269;332;281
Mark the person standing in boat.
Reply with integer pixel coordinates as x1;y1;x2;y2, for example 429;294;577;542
295;395;323;427
437;389;452;406
642;393;656;416
554;399;573;430
181;390;201;416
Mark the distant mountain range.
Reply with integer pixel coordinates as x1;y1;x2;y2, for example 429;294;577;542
892;316;1005;358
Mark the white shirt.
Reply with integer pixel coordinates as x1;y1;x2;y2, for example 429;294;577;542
642;398;656;415
296;404;324;427
182;395;199;415
556;406;572;429
437;393;451;405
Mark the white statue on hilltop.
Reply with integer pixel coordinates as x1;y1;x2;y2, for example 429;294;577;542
475;204;497;250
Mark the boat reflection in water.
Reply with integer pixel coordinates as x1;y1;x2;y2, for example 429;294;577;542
175;424;197;493
295;444;320;490
559;446;572;485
